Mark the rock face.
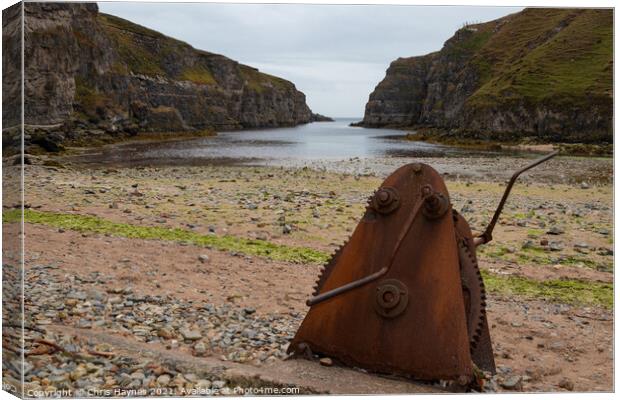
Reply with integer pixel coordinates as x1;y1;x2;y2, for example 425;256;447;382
310;113;335;122
360;8;612;143
2;3;313;152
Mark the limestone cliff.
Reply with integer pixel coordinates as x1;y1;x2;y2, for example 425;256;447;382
3;3;313;152
360;8;612;143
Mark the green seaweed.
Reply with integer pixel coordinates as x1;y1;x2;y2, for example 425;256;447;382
514;245;612;272
482;270;612;309
5;209;612;308
526;228;544;237
6;209;327;265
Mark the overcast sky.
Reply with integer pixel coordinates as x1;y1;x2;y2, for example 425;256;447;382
99;2;522;117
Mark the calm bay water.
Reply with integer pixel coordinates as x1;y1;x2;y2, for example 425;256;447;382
71;118;500;167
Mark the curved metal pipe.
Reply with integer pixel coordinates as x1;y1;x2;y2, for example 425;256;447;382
476;150;559;246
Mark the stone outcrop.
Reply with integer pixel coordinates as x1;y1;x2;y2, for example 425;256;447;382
310;113;334;122
360;8;612;143
2;3;313;152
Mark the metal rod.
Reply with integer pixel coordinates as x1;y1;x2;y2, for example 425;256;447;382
475;150;559;246
306;267;388;306
306;185;430;306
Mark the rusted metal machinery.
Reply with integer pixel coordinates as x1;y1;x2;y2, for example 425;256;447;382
288;151;559;384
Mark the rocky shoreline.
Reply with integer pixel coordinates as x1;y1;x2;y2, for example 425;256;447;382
399;129;613;156
349;121;613;157
3;3;318;155
2;153;613;393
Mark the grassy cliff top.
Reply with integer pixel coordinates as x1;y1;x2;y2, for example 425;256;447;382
98;13;296;91
460;8;612;107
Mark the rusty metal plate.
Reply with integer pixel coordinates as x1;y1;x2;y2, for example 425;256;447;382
288;163;473;381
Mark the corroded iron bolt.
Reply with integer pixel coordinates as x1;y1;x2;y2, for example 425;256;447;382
421;185;433;197
371;187;400;214
421;184;449;219
378;190;390;203
425;195;440;209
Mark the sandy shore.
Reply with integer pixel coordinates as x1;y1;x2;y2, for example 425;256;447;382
2;151;613;394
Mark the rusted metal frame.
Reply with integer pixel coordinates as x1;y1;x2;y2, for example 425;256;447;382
306;184;441;306
474;150;559;247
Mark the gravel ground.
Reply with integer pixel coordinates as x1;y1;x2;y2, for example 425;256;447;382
3;263;304;397
247;154;612;185
2;151;613;395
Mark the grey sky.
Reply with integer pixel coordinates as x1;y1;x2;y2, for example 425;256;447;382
99;2;522;117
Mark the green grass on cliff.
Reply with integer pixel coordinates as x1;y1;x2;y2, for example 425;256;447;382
444;28;494;60
99;13;167;39
4;208;612;308
100;13;217;85
180;65;217;85
466;9;612;107
98;13;289;92
240;65;292;93
99;13;168;76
